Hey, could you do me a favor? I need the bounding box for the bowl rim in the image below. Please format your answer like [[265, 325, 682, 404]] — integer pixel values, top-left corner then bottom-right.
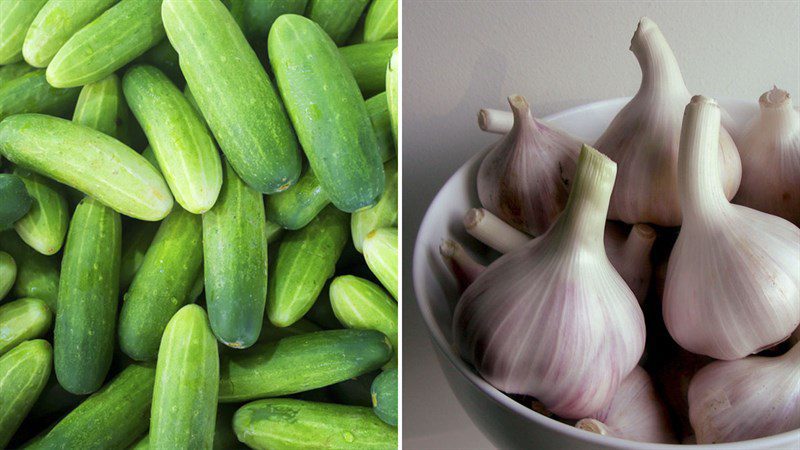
[[411, 96, 800, 449]]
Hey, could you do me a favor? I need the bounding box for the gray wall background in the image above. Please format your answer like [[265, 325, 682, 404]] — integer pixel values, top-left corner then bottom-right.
[[402, 1, 800, 448]]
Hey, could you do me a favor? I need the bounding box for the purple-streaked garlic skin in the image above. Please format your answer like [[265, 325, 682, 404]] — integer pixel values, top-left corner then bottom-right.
[[595, 18, 741, 227], [688, 343, 800, 444], [604, 223, 656, 303], [733, 87, 800, 225], [439, 239, 486, 292], [663, 96, 800, 360], [455, 145, 646, 419], [477, 95, 581, 236]]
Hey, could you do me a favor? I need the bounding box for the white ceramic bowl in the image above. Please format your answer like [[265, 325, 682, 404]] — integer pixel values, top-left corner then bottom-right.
[[412, 98, 800, 449]]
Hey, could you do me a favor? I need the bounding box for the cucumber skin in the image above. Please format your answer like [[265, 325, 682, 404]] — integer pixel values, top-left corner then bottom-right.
[[0, 0, 48, 64], [233, 398, 398, 450], [0, 339, 52, 449], [219, 329, 392, 402], [0, 61, 36, 87], [118, 208, 204, 361], [270, 14, 384, 213], [351, 159, 398, 252], [162, 0, 301, 195], [0, 251, 14, 300], [13, 168, 69, 256], [55, 197, 121, 395], [132, 39, 184, 87], [0, 297, 53, 356], [203, 160, 268, 348], [151, 305, 219, 449], [30, 363, 156, 450], [366, 92, 395, 163], [256, 318, 321, 345], [267, 205, 349, 327], [0, 173, 33, 231], [363, 0, 398, 43], [386, 48, 398, 145], [340, 39, 397, 97], [371, 368, 398, 426], [72, 74, 124, 138], [0, 114, 174, 221], [125, 403, 241, 450], [304, 0, 370, 45], [0, 230, 59, 310], [363, 228, 398, 299], [46, 0, 165, 88], [0, 69, 80, 121], [119, 221, 158, 290]]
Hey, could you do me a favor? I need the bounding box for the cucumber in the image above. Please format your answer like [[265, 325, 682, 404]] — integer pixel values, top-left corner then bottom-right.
[[386, 47, 398, 145], [28, 375, 87, 421], [123, 65, 223, 214], [0, 230, 59, 309], [46, 0, 165, 88], [362, 228, 397, 299], [265, 220, 284, 244], [363, 0, 397, 43], [304, 283, 341, 329], [119, 221, 158, 290], [0, 339, 51, 448], [257, 318, 321, 344], [371, 368, 397, 426], [267, 205, 348, 327], [55, 197, 121, 394], [118, 207, 203, 361], [340, 39, 397, 97], [236, 0, 308, 58], [30, 363, 156, 450], [162, 0, 301, 195], [0, 0, 48, 64], [133, 38, 184, 87], [0, 114, 174, 221], [0, 297, 52, 356], [351, 160, 397, 252], [13, 168, 69, 256], [0, 251, 14, 300], [219, 329, 391, 402], [0, 61, 35, 87], [129, 435, 148, 450], [72, 74, 124, 138], [304, 0, 370, 45], [151, 305, 219, 449], [126, 403, 241, 450], [0, 69, 80, 121], [22, 0, 117, 68], [233, 398, 398, 449], [329, 371, 376, 407], [366, 92, 395, 162], [270, 14, 384, 213], [0, 173, 33, 231], [203, 160, 268, 348], [345, 10, 367, 45]]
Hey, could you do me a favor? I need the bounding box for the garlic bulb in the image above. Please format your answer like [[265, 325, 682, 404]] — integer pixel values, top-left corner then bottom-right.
[[476, 95, 582, 235], [688, 342, 800, 444], [733, 87, 800, 225], [439, 239, 485, 292], [663, 95, 800, 360], [595, 18, 741, 226], [575, 366, 676, 444], [454, 144, 645, 419]]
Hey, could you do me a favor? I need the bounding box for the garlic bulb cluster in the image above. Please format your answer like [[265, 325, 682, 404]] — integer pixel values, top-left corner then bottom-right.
[[439, 239, 485, 292], [595, 18, 741, 226], [476, 95, 582, 235], [733, 87, 800, 225], [663, 95, 800, 360], [688, 343, 800, 444], [454, 145, 645, 419]]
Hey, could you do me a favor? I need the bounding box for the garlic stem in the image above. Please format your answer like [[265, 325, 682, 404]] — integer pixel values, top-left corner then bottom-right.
[[463, 208, 529, 253], [622, 224, 656, 262], [439, 239, 485, 290], [630, 17, 689, 100], [758, 87, 796, 130], [576, 418, 610, 436], [478, 108, 512, 134]]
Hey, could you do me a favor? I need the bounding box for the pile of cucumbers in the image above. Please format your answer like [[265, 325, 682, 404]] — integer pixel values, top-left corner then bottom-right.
[[0, 0, 398, 449]]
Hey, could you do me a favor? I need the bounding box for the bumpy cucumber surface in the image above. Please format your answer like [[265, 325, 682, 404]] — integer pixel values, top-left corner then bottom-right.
[[0, 173, 32, 230], [363, 0, 398, 43], [0, 230, 59, 309], [340, 39, 397, 97], [371, 368, 398, 426], [72, 74, 124, 138], [351, 160, 398, 252], [0, 0, 48, 64], [0, 297, 52, 356], [0, 339, 51, 448], [386, 47, 398, 145], [0, 61, 35, 87], [0, 251, 14, 300], [363, 227, 398, 298], [304, 0, 370, 45], [0, 69, 79, 121], [119, 221, 158, 290], [13, 168, 69, 256]]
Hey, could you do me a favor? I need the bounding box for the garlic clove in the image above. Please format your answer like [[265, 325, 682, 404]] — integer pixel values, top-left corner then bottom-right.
[[663, 95, 800, 360], [439, 239, 485, 292]]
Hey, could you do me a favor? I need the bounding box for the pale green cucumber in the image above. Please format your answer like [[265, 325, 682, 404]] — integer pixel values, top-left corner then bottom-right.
[[0, 114, 174, 221], [363, 228, 397, 299], [0, 0, 48, 64], [0, 61, 35, 87], [0, 251, 14, 300], [126, 404, 242, 450], [0, 230, 58, 310], [233, 398, 398, 450], [124, 65, 222, 213], [386, 47, 398, 145], [0, 339, 51, 448], [119, 220, 158, 290], [366, 92, 395, 162], [267, 206, 348, 327], [0, 69, 80, 121], [304, 0, 370, 45], [258, 318, 321, 344], [265, 220, 284, 244], [371, 368, 397, 426], [363, 0, 397, 43], [22, 0, 117, 68], [0, 297, 52, 356], [46, 0, 165, 88], [133, 38, 183, 87], [151, 305, 219, 449], [351, 159, 397, 252], [162, 0, 301, 194], [129, 435, 148, 450], [13, 168, 69, 255], [72, 74, 124, 138], [340, 39, 397, 97], [0, 173, 32, 230], [189, 270, 205, 303], [118, 208, 203, 361]]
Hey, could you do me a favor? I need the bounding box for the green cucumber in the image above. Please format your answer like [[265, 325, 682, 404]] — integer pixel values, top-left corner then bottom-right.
[[30, 363, 156, 450], [363, 228, 397, 299], [123, 65, 223, 214], [363, 0, 397, 43], [118, 208, 203, 361], [257, 318, 321, 344], [0, 0, 48, 64], [204, 160, 268, 348], [270, 14, 384, 213], [13, 168, 69, 256], [126, 403, 242, 450], [0, 61, 35, 87], [265, 220, 284, 244], [351, 160, 397, 252], [129, 435, 148, 450], [55, 197, 121, 394], [0, 69, 80, 121], [304, 283, 341, 329], [0, 251, 14, 300], [0, 230, 59, 310], [219, 329, 391, 402], [0, 114, 174, 221], [22, 0, 117, 68], [46, 0, 165, 88], [0, 173, 33, 230], [119, 221, 158, 290], [340, 39, 397, 97], [28, 375, 87, 421], [236, 0, 307, 58], [304, 0, 370, 45], [345, 10, 367, 45], [0, 297, 52, 356], [233, 398, 398, 449], [151, 305, 219, 449], [133, 38, 184, 87], [162, 0, 301, 194], [0, 339, 51, 448], [72, 74, 124, 138], [366, 92, 395, 162], [329, 371, 376, 407], [386, 47, 398, 145], [371, 368, 397, 426], [267, 205, 348, 327]]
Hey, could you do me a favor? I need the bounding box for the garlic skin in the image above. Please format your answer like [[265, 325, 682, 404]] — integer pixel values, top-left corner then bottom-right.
[[663, 95, 800, 360], [595, 18, 741, 226], [476, 95, 582, 235], [688, 343, 800, 444], [733, 87, 800, 225], [454, 145, 645, 419], [603, 223, 655, 303]]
